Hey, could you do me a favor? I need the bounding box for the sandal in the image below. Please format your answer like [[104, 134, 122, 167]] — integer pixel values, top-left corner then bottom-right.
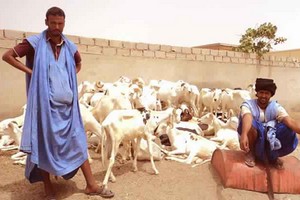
[[45, 196, 56, 200], [245, 151, 255, 167], [86, 185, 114, 199], [271, 158, 284, 170]]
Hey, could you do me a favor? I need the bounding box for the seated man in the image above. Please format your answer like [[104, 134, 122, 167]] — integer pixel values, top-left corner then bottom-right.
[[238, 78, 300, 169]]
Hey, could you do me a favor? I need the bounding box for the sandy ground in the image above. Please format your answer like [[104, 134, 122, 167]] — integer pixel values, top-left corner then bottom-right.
[[1, 146, 300, 200], [1, 112, 300, 200]]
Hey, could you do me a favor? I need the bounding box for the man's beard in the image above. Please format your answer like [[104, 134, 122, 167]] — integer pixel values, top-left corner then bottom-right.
[[49, 29, 62, 37]]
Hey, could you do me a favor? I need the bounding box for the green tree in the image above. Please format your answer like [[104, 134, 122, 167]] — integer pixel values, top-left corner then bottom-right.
[[236, 22, 287, 58]]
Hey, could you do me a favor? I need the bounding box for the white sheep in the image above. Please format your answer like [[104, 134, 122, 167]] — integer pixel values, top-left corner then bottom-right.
[[101, 108, 180, 189], [199, 113, 240, 150], [156, 123, 220, 165]]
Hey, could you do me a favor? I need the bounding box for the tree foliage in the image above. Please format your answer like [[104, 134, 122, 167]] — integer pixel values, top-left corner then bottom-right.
[[236, 22, 287, 58]]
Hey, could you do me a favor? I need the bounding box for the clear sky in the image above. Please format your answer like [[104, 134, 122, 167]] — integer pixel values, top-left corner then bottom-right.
[[0, 0, 299, 51]]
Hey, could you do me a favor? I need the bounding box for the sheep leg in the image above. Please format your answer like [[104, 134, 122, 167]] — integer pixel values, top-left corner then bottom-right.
[[102, 141, 117, 189], [166, 150, 198, 164], [191, 159, 211, 168], [146, 136, 159, 174], [11, 151, 27, 160], [132, 138, 141, 172], [166, 147, 187, 156]]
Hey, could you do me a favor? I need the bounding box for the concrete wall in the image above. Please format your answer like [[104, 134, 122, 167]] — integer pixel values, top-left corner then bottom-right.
[[1, 29, 300, 120], [267, 49, 300, 60]]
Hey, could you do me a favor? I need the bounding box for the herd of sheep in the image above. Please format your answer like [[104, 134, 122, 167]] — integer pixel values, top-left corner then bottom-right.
[[0, 76, 255, 188]]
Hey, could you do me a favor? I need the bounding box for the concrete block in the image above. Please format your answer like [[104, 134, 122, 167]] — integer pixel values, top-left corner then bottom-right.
[[205, 55, 214, 61], [227, 51, 235, 57], [4, 30, 25, 39], [109, 40, 123, 48], [201, 49, 210, 55], [263, 55, 270, 61], [210, 50, 218, 56], [196, 54, 205, 61], [285, 62, 296, 68], [67, 35, 80, 44], [166, 52, 176, 59], [80, 37, 95, 45], [186, 54, 196, 60], [143, 50, 155, 58], [77, 44, 87, 53], [161, 45, 172, 52], [0, 29, 4, 39], [260, 60, 270, 66], [182, 47, 191, 54], [123, 41, 136, 49], [87, 45, 102, 54], [95, 38, 109, 47], [103, 47, 116, 55], [149, 44, 160, 51], [214, 56, 223, 62], [0, 39, 16, 48], [250, 53, 257, 59], [192, 48, 201, 54], [136, 43, 148, 50], [218, 50, 227, 56], [155, 51, 166, 58], [223, 57, 231, 63], [171, 46, 181, 53], [252, 59, 259, 65], [231, 57, 239, 63], [16, 39, 22, 44], [25, 32, 37, 38], [234, 52, 242, 58], [238, 58, 246, 64], [117, 49, 130, 56], [246, 58, 253, 64], [131, 50, 143, 57], [176, 53, 186, 60]]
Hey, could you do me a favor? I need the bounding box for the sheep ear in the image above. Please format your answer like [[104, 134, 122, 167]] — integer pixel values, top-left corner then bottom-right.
[[172, 109, 178, 123], [172, 108, 176, 116], [168, 121, 174, 129], [161, 123, 168, 131], [8, 122, 15, 129]]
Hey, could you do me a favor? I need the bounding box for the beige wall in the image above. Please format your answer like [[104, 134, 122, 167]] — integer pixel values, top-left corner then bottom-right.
[[267, 49, 300, 60], [1, 29, 300, 120]]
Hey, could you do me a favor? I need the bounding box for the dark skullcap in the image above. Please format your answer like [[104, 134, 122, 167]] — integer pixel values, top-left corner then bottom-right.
[[255, 78, 277, 96]]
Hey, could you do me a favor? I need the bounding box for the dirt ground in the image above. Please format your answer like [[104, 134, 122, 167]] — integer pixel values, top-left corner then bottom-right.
[[1, 146, 300, 200], [1, 114, 300, 200]]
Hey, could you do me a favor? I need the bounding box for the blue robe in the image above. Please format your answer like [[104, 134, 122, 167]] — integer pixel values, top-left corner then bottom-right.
[[237, 99, 298, 162], [20, 30, 88, 183]]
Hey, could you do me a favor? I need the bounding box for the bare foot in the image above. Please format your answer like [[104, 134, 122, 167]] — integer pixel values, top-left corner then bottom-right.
[[85, 185, 114, 198], [41, 170, 55, 198], [43, 183, 55, 200], [245, 151, 255, 167], [84, 184, 99, 194], [270, 158, 284, 170]]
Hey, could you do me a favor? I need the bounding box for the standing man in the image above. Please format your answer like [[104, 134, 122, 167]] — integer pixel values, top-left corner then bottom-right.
[[2, 7, 114, 199], [238, 78, 300, 169]]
